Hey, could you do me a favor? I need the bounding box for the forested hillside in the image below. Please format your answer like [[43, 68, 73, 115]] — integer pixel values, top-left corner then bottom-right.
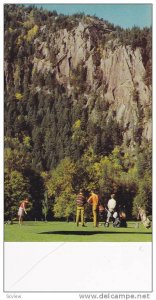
[[4, 4, 152, 221]]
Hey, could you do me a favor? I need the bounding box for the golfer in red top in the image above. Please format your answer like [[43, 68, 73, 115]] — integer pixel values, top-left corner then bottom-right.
[[18, 197, 29, 225]]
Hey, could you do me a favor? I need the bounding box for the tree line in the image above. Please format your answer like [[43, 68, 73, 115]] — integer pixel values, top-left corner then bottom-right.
[[4, 137, 152, 222]]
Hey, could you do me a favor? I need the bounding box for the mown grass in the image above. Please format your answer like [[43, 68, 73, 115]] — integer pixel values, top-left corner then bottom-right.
[[4, 221, 152, 242]]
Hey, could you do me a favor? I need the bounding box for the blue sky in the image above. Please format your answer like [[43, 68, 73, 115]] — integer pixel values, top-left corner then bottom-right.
[[30, 4, 152, 29]]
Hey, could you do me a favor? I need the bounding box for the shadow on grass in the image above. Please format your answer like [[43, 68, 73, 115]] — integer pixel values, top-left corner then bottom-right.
[[38, 231, 151, 236]]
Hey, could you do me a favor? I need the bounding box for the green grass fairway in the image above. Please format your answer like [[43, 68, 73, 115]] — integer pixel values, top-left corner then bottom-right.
[[4, 221, 152, 242]]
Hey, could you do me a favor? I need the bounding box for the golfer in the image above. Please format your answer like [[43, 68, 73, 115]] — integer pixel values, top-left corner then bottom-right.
[[76, 190, 86, 227], [87, 191, 99, 227], [105, 194, 117, 227], [18, 197, 29, 225]]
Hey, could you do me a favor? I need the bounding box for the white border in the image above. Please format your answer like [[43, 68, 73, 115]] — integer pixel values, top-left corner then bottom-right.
[[1, 1, 155, 299], [4, 243, 152, 292]]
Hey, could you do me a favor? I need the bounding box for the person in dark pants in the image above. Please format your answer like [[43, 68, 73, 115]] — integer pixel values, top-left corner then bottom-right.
[[76, 190, 86, 227]]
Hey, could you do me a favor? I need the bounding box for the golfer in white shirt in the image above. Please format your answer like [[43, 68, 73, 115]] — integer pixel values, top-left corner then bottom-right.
[[105, 194, 117, 226]]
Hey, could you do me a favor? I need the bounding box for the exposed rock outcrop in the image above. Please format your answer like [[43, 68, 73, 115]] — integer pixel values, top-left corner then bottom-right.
[[29, 21, 151, 147]]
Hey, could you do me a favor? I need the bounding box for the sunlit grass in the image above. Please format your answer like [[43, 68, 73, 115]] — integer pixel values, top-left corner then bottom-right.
[[4, 221, 152, 242]]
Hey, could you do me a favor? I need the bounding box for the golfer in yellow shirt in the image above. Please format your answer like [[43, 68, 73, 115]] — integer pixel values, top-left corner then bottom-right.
[[87, 191, 99, 227]]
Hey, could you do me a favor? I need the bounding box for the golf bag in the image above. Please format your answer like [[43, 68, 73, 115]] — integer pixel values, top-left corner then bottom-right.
[[98, 204, 105, 221], [137, 206, 151, 229], [112, 216, 121, 228], [110, 209, 127, 228]]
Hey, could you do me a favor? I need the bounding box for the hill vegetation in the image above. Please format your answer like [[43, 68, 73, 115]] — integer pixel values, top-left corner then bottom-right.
[[4, 4, 152, 222]]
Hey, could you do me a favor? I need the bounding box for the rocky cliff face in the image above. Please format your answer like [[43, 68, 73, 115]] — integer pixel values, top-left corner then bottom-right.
[[29, 20, 152, 147], [4, 6, 152, 169]]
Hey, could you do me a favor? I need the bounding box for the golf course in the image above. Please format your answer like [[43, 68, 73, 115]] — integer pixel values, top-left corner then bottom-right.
[[4, 221, 152, 242]]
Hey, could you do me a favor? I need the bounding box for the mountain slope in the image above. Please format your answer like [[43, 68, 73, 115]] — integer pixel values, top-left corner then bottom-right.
[[4, 4, 152, 171]]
